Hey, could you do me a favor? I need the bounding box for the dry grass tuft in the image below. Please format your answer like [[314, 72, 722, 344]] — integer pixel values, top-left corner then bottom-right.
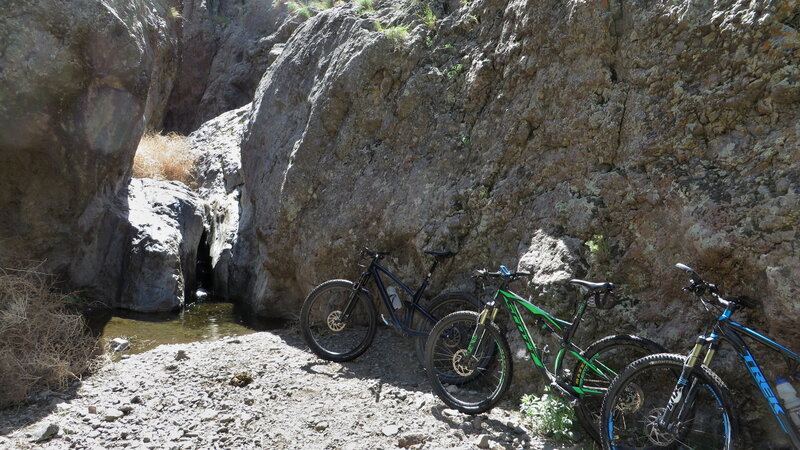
[[0, 266, 100, 409], [133, 132, 196, 187]]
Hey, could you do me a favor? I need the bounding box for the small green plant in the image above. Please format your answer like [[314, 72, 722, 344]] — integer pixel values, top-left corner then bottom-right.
[[310, 0, 335, 10], [286, 1, 313, 17], [446, 63, 464, 79], [424, 35, 433, 48], [444, 42, 454, 50], [168, 7, 182, 19], [460, 135, 471, 147], [520, 393, 576, 442], [214, 15, 231, 25], [478, 186, 489, 199], [380, 24, 410, 42], [356, 0, 374, 13], [420, 6, 437, 29], [466, 13, 479, 24], [585, 234, 608, 256]]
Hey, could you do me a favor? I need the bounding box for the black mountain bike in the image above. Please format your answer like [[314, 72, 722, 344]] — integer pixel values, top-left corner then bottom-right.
[[300, 248, 482, 362], [600, 263, 800, 449], [424, 266, 665, 443]]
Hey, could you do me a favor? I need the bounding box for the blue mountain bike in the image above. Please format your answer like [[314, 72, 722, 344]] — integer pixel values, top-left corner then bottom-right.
[[600, 263, 800, 449]]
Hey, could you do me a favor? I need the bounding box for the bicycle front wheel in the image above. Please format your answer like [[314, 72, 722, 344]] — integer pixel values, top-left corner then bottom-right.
[[300, 280, 377, 362], [572, 334, 666, 443], [412, 291, 483, 363], [425, 311, 512, 414], [600, 353, 740, 450]]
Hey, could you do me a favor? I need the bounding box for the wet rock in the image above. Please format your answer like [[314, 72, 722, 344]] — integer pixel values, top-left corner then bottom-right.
[[109, 338, 130, 352]]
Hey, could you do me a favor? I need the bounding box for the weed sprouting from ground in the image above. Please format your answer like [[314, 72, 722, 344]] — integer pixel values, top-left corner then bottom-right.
[[520, 393, 576, 442], [133, 132, 196, 187], [0, 266, 101, 409]]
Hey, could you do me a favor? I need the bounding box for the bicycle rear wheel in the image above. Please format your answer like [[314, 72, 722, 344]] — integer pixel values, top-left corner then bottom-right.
[[572, 334, 666, 443], [300, 280, 377, 362], [600, 353, 739, 449], [425, 311, 512, 414]]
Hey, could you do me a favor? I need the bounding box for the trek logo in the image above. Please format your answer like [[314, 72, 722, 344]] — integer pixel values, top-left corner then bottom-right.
[[743, 352, 785, 417]]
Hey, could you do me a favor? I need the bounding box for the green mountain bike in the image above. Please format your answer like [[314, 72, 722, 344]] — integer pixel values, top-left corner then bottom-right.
[[424, 265, 666, 443]]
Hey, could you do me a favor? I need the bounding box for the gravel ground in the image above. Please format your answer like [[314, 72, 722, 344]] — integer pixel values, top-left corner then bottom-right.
[[0, 326, 580, 449]]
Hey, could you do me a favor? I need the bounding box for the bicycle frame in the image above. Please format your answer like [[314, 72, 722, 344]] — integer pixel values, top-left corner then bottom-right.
[[475, 287, 621, 399], [665, 306, 800, 447], [345, 258, 440, 338]]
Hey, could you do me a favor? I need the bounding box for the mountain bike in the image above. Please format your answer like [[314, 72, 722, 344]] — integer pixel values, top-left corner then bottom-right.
[[424, 265, 665, 443], [599, 263, 800, 449], [300, 248, 482, 362]]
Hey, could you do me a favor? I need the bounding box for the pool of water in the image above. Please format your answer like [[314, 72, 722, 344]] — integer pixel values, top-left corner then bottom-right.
[[88, 301, 286, 356]]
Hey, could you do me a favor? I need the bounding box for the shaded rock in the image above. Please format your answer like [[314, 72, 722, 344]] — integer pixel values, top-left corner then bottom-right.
[[75, 178, 205, 312], [398, 433, 426, 448], [175, 350, 189, 361], [30, 422, 59, 442], [0, 0, 178, 279], [163, 0, 297, 133]]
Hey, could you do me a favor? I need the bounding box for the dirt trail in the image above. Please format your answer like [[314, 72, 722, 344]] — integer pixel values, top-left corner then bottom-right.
[[0, 327, 574, 449]]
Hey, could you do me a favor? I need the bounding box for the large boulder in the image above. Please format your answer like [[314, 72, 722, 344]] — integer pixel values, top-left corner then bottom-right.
[[191, 106, 254, 301], [243, 0, 799, 329], [0, 0, 178, 275], [73, 179, 205, 312], [162, 0, 296, 133], [239, 0, 798, 438]]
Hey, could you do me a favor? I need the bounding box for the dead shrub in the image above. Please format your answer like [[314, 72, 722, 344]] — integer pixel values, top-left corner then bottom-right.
[[132, 132, 196, 187], [0, 266, 101, 409]]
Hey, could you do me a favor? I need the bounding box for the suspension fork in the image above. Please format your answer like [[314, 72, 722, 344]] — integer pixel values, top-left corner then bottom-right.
[[340, 268, 373, 322], [658, 335, 717, 430], [464, 302, 499, 359]]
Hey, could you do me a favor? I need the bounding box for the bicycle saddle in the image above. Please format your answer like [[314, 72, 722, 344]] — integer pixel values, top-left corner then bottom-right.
[[569, 279, 615, 291], [424, 250, 454, 260]]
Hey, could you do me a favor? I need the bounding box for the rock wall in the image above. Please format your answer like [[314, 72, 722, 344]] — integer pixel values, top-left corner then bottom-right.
[[0, 0, 179, 275], [162, 0, 296, 133], [239, 0, 798, 439]]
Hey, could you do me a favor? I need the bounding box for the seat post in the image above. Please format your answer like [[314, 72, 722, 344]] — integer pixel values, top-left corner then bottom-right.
[[426, 259, 440, 280]]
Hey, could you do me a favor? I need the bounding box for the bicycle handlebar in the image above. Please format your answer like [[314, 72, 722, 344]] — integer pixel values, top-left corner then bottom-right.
[[472, 268, 532, 280], [675, 263, 758, 310]]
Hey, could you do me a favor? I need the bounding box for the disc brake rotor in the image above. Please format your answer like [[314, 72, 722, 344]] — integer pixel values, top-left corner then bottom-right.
[[327, 311, 346, 332], [615, 382, 645, 414], [452, 349, 475, 376], [644, 407, 677, 446]]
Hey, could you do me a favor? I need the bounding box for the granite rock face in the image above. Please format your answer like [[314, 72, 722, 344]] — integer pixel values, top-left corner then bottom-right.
[[191, 106, 254, 301], [73, 179, 205, 312], [241, 0, 799, 408], [162, 0, 296, 133], [0, 0, 178, 274]]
